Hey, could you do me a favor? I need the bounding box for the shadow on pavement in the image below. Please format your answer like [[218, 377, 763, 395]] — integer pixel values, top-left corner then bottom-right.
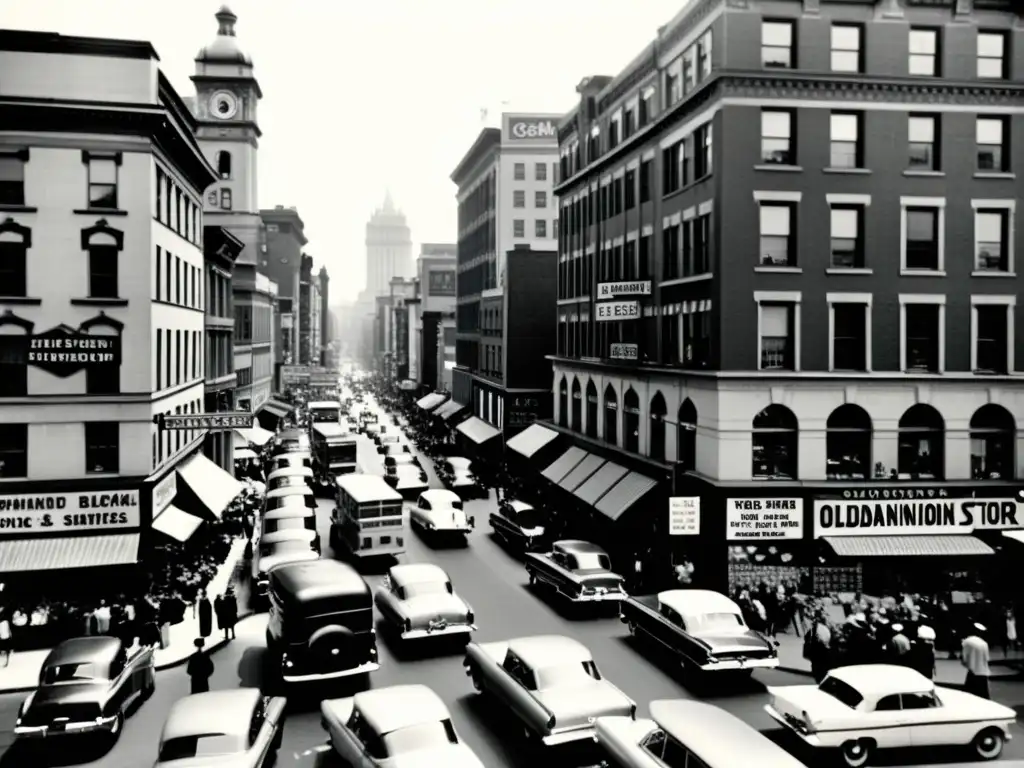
[[522, 581, 622, 623], [345, 554, 397, 577], [486, 531, 528, 561], [0, 735, 113, 767]]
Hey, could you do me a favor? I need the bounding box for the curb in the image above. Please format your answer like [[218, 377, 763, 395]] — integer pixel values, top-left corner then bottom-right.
[[777, 665, 814, 678]]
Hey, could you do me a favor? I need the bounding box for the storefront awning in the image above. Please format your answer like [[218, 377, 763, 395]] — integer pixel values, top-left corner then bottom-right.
[[417, 392, 447, 411], [507, 423, 559, 459], [235, 425, 274, 447], [574, 461, 629, 505], [595, 471, 659, 522], [559, 453, 605, 492], [152, 505, 204, 543], [822, 535, 994, 558], [0, 533, 140, 573], [542, 446, 587, 483], [435, 400, 467, 422], [261, 399, 292, 418], [234, 447, 257, 461], [177, 452, 245, 520], [455, 416, 500, 445]]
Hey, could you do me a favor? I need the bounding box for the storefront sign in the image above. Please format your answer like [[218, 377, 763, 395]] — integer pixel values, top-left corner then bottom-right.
[[609, 343, 638, 361], [280, 365, 309, 384], [726, 498, 804, 540], [506, 116, 557, 141], [309, 374, 336, 386], [161, 412, 253, 430], [2, 326, 123, 378], [597, 281, 651, 299], [826, 487, 950, 501], [0, 490, 140, 534], [151, 473, 177, 517], [595, 301, 639, 322], [669, 497, 700, 535], [814, 498, 1023, 537], [428, 270, 455, 296]]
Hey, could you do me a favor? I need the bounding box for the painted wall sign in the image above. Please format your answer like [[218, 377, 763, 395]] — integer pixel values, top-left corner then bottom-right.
[[0, 490, 140, 535], [610, 343, 638, 360], [506, 116, 557, 141], [597, 281, 652, 299], [726, 498, 804, 540], [813, 498, 1023, 537], [669, 497, 700, 535], [161, 412, 253, 430], [428, 270, 456, 296], [1, 326, 122, 378], [595, 301, 640, 321], [151, 473, 177, 517]]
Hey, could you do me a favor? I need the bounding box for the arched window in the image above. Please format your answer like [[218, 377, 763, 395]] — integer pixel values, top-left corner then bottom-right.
[[585, 380, 598, 438], [649, 392, 667, 461], [898, 404, 944, 479], [0, 217, 31, 298], [557, 377, 567, 427], [752, 405, 798, 480], [624, 388, 640, 453], [80, 219, 124, 300], [216, 150, 232, 179], [79, 313, 123, 395], [0, 310, 32, 398], [570, 378, 582, 432], [678, 399, 697, 471], [826, 404, 872, 480], [604, 385, 618, 445], [970, 404, 1015, 480]]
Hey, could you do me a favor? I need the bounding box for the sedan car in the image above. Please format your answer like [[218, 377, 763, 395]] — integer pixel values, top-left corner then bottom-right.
[[266, 453, 312, 474], [376, 433, 402, 453], [374, 563, 476, 642], [253, 540, 320, 597], [364, 423, 384, 439], [384, 464, 429, 498], [411, 489, 475, 541], [384, 453, 420, 470], [264, 485, 317, 509], [258, 527, 319, 555], [154, 688, 286, 767], [766, 664, 1017, 766], [266, 466, 313, 485], [438, 457, 484, 499], [383, 442, 412, 458], [321, 684, 485, 767], [267, 474, 310, 493], [490, 499, 546, 551], [14, 636, 154, 743], [525, 540, 626, 603]]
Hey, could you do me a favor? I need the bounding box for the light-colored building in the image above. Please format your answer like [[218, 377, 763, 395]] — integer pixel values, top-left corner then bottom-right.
[[260, 206, 307, 373], [437, 317, 457, 392], [233, 270, 276, 416], [413, 244, 456, 392], [365, 192, 413, 297]]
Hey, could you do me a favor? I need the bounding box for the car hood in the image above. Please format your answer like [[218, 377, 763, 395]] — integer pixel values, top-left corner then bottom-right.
[[402, 593, 469, 624], [25, 682, 106, 708], [692, 629, 774, 653], [396, 476, 428, 488], [380, 744, 485, 768], [533, 680, 633, 728], [935, 686, 1017, 719]]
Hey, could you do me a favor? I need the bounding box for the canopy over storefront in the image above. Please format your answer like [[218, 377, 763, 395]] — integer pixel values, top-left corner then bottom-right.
[[435, 399, 468, 423], [594, 471, 659, 522], [235, 425, 274, 447], [151, 505, 205, 544], [822, 535, 994, 558], [0, 533, 140, 573], [574, 461, 628, 506], [542, 447, 587, 484], [257, 398, 293, 430], [455, 416, 500, 445], [176, 452, 245, 520], [416, 392, 448, 411], [507, 424, 559, 459], [558, 453, 605, 493]]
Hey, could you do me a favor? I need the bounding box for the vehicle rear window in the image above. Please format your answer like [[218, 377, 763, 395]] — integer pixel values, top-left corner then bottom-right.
[[41, 662, 99, 683], [158, 734, 238, 760], [573, 553, 611, 570], [819, 676, 864, 708], [684, 612, 744, 632]]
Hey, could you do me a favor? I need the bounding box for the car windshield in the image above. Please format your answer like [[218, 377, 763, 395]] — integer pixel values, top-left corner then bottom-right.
[[401, 581, 452, 599], [818, 676, 865, 708], [515, 509, 543, 528], [158, 733, 240, 760], [573, 553, 611, 570], [382, 720, 457, 755], [532, 661, 598, 690], [41, 662, 99, 684], [684, 611, 744, 632]]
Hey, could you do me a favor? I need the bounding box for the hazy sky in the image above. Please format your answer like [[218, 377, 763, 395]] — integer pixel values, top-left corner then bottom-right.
[[1, 0, 687, 299]]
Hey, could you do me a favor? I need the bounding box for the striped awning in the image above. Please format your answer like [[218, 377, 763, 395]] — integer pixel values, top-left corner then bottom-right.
[[574, 461, 629, 505], [559, 454, 606, 492], [823, 536, 994, 558], [542, 447, 587, 484], [659, 300, 714, 316], [507, 424, 559, 459], [152, 505, 204, 543], [435, 400, 467, 421], [417, 392, 447, 411], [595, 471, 659, 522], [0, 534, 140, 573]]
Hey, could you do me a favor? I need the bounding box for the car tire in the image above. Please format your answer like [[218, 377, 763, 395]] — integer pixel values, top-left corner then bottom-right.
[[141, 672, 156, 701], [972, 728, 1004, 760], [839, 738, 872, 768]]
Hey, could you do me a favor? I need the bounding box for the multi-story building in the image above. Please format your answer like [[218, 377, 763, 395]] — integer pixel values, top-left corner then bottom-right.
[[318, 266, 331, 367], [451, 115, 560, 440], [0, 30, 241, 579], [364, 193, 413, 297], [414, 244, 457, 393], [389, 278, 417, 381], [234, 269, 278, 423], [260, 206, 307, 374], [297, 253, 324, 367], [536, 0, 1024, 592]]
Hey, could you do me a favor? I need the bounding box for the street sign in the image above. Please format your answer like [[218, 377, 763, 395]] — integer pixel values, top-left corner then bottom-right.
[[609, 343, 638, 360], [597, 280, 651, 299], [595, 301, 639, 321], [160, 412, 253, 431]]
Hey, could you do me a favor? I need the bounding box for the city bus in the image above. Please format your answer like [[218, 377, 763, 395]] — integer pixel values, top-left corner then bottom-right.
[[307, 400, 341, 423], [330, 474, 405, 559]]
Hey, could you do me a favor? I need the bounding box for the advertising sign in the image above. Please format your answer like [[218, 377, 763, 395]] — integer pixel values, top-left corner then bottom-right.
[[597, 281, 652, 299], [0, 490, 140, 535], [152, 473, 177, 517], [505, 116, 558, 142], [161, 412, 253, 431], [610, 343, 638, 361], [0, 325, 122, 378], [428, 270, 456, 296], [726, 498, 804, 540], [280, 365, 309, 385], [813, 498, 1022, 537], [596, 301, 640, 322], [669, 497, 700, 535]]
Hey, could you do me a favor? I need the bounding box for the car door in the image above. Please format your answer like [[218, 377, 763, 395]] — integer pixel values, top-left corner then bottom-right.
[[247, 697, 274, 765], [127, 644, 154, 699], [868, 694, 913, 749], [107, 647, 132, 711], [902, 691, 948, 748]]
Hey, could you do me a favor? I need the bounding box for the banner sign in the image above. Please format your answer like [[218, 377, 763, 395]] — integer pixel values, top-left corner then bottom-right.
[[814, 498, 1022, 537], [595, 301, 639, 322], [151, 473, 177, 517], [161, 412, 253, 431], [823, 486, 951, 501], [428, 270, 456, 296], [505, 116, 557, 142], [669, 497, 700, 535], [0, 490, 140, 535], [610, 343, 638, 361], [0, 326, 122, 378], [597, 281, 651, 299], [280, 366, 309, 384], [726, 498, 804, 540]]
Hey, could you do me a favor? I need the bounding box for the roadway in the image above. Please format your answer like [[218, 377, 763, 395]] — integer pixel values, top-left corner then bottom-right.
[[1, 405, 1023, 767]]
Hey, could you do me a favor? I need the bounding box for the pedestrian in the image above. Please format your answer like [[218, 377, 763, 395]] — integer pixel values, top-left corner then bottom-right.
[[673, 557, 694, 587], [186, 638, 214, 694], [912, 625, 937, 680], [961, 623, 991, 699], [214, 594, 225, 638], [888, 623, 912, 663], [197, 590, 213, 639], [632, 551, 644, 594], [0, 607, 12, 669], [222, 587, 238, 640], [1004, 607, 1018, 653], [92, 600, 111, 635]]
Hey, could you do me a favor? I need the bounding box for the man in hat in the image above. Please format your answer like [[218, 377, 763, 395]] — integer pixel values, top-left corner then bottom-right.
[[912, 624, 937, 680], [888, 623, 912, 663], [961, 623, 991, 699]]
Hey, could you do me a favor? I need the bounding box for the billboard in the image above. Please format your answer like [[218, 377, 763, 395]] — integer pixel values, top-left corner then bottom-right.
[[428, 270, 455, 296], [503, 115, 559, 144]]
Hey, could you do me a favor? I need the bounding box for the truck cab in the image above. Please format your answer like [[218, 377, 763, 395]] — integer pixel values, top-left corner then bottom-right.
[[310, 422, 358, 495]]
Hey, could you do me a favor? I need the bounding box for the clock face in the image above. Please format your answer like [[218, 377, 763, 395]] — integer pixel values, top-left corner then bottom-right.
[[210, 91, 238, 120]]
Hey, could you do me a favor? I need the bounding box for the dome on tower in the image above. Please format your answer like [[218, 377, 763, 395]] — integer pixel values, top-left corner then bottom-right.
[[195, 6, 252, 65]]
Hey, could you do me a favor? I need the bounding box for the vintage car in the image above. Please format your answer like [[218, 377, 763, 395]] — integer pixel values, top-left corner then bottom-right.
[[619, 589, 779, 674], [376, 433, 401, 453], [264, 486, 317, 510], [14, 636, 155, 742], [384, 464, 429, 498], [154, 688, 286, 767], [374, 563, 476, 642], [765, 664, 1017, 766], [410, 489, 475, 541], [383, 442, 412, 458], [490, 499, 546, 552], [321, 684, 485, 767], [253, 539, 320, 597], [384, 453, 420, 470], [464, 634, 635, 746], [364, 422, 384, 439], [266, 465, 314, 486], [257, 527, 320, 555], [438, 457, 484, 499], [266, 453, 312, 474], [270, 429, 308, 456], [524, 540, 626, 603], [594, 698, 804, 768], [260, 504, 317, 538], [267, 473, 311, 493]]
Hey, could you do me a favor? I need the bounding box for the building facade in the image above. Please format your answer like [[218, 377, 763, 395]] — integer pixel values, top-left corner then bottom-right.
[[318, 266, 331, 367], [389, 278, 417, 381], [415, 243, 457, 392], [364, 193, 413, 297], [232, 269, 276, 414], [260, 206, 307, 369], [542, 0, 1024, 593]]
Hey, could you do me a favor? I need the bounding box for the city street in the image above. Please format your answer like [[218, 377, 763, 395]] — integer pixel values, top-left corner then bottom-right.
[[0, 411, 1022, 767]]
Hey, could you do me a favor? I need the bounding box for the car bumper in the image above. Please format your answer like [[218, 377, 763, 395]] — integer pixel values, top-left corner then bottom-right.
[[15, 715, 119, 739], [426, 525, 473, 534], [701, 656, 779, 671], [282, 659, 380, 683], [401, 622, 476, 640], [571, 592, 626, 603], [542, 724, 598, 746], [763, 705, 824, 747]]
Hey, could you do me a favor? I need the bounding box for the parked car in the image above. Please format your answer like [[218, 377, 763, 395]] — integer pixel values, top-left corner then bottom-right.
[[374, 563, 476, 642], [766, 664, 1017, 766], [411, 489, 475, 542], [270, 429, 308, 456], [264, 487, 317, 510], [383, 442, 412, 458], [267, 474, 310, 493], [464, 634, 635, 746], [619, 589, 778, 675], [364, 423, 384, 439], [266, 453, 312, 474], [154, 688, 285, 767], [490, 499, 546, 552], [524, 540, 626, 603], [257, 527, 319, 554], [384, 453, 420, 469], [438, 457, 484, 499], [375, 433, 401, 452], [14, 637, 155, 743], [321, 684, 485, 767], [260, 505, 317, 538], [266, 466, 314, 486], [383, 464, 429, 498]]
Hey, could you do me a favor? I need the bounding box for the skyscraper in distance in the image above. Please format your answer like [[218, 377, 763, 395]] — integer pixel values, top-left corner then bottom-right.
[[364, 191, 413, 297]]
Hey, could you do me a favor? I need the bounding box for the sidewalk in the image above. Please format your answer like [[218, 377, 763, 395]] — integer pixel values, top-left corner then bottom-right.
[[0, 538, 249, 695]]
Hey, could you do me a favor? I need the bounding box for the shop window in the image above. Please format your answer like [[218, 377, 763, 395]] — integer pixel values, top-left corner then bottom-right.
[[826, 404, 872, 480], [570, 378, 582, 432], [85, 421, 119, 474], [752, 405, 797, 480], [678, 399, 697, 471], [649, 391, 666, 461], [604, 385, 618, 445], [585, 380, 598, 438], [897, 404, 944, 480], [0, 312, 31, 397], [0, 423, 27, 478], [557, 377, 567, 427], [624, 388, 640, 453], [970, 404, 1015, 480]]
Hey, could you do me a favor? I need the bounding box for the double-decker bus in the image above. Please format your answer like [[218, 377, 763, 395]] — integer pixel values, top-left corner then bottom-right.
[[330, 474, 405, 558]]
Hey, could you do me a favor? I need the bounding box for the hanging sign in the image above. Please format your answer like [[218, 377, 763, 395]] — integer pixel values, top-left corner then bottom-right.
[[597, 281, 651, 299], [610, 343, 638, 361], [726, 498, 804, 540], [669, 497, 700, 535], [813, 498, 1022, 537], [595, 301, 639, 321], [0, 490, 140, 535], [160, 412, 253, 431]]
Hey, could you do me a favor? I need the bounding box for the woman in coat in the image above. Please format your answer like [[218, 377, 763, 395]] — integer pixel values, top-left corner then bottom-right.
[[221, 588, 238, 640], [186, 638, 214, 694], [197, 590, 213, 639]]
